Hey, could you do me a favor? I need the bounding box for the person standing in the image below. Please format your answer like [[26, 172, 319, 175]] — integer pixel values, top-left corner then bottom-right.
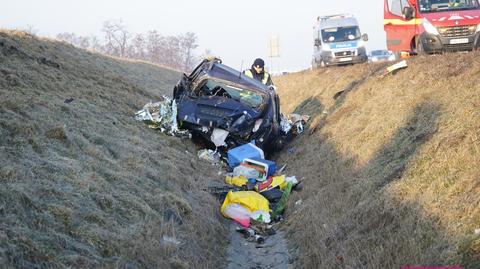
[[243, 58, 274, 86]]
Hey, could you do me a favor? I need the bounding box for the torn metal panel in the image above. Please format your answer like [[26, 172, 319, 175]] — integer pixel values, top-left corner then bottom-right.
[[135, 96, 191, 138]]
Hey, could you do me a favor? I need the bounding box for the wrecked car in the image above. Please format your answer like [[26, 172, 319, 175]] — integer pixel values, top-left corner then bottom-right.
[[173, 58, 284, 151]]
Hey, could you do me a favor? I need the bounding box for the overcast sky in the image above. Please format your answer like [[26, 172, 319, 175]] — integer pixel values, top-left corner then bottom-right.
[[2, 0, 386, 71]]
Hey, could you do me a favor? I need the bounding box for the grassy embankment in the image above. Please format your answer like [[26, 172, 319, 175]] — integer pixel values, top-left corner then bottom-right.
[[276, 54, 480, 268], [0, 30, 228, 269]]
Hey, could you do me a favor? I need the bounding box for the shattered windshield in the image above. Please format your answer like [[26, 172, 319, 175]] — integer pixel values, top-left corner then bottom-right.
[[418, 0, 480, 13], [321, 26, 361, 43], [197, 79, 265, 108]]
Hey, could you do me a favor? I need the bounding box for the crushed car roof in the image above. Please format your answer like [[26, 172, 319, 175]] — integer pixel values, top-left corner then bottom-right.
[[195, 60, 270, 93]]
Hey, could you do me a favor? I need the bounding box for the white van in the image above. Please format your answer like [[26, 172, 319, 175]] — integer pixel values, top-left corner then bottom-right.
[[312, 14, 369, 68]]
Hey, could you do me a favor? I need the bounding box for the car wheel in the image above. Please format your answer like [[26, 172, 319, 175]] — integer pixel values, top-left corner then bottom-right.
[[416, 38, 425, 55]]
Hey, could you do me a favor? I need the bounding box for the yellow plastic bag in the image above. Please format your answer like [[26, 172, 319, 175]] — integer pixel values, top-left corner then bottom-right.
[[221, 191, 270, 217]]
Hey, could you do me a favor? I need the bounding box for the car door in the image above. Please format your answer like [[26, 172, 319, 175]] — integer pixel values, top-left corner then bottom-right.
[[384, 0, 418, 52]]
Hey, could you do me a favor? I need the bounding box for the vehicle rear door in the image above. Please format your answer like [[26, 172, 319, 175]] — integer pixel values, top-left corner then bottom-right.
[[384, 0, 418, 52]]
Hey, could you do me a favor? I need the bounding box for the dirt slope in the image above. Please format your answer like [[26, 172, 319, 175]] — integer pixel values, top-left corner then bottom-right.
[[275, 54, 480, 268], [0, 30, 227, 269]]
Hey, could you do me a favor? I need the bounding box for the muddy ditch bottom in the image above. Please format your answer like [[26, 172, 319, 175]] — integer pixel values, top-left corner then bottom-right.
[[226, 223, 290, 269]]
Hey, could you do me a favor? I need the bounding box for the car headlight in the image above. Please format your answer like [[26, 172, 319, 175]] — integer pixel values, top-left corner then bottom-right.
[[423, 19, 439, 35]]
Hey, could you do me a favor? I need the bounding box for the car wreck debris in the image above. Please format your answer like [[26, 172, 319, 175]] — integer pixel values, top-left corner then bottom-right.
[[135, 96, 191, 138], [382, 60, 408, 77], [197, 149, 222, 164], [280, 113, 310, 135]]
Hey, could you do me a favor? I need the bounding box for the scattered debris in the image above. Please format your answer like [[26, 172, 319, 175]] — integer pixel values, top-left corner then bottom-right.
[[197, 149, 221, 164], [227, 142, 265, 168], [134, 58, 307, 255], [221, 191, 271, 227], [233, 163, 267, 182], [475, 228, 480, 235], [382, 60, 408, 77], [135, 96, 191, 138], [225, 175, 248, 187], [63, 98, 74, 104], [220, 144, 301, 245], [211, 128, 229, 147], [295, 199, 303, 206], [280, 113, 310, 135], [161, 235, 183, 247], [277, 164, 287, 174]]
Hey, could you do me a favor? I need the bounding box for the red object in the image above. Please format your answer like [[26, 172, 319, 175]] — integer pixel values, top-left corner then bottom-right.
[[233, 217, 250, 228], [384, 0, 480, 53], [256, 177, 273, 191]]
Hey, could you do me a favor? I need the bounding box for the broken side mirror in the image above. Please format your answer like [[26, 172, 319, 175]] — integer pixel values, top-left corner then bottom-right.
[[403, 6, 414, 20], [314, 39, 321, 47], [362, 34, 369, 42]]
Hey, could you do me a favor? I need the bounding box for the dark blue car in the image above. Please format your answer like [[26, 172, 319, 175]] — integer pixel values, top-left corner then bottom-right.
[[173, 58, 284, 151]]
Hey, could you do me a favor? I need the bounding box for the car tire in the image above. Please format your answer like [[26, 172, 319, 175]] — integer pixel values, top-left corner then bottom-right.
[[416, 38, 425, 55]]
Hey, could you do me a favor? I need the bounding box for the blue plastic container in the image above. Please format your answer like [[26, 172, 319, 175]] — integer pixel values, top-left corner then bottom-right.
[[244, 158, 277, 177], [227, 142, 265, 168]]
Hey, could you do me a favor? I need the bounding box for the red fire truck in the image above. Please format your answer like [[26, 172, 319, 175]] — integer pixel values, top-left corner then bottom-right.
[[384, 0, 480, 54]]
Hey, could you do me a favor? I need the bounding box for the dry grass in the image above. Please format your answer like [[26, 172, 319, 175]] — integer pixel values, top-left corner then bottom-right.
[[0, 30, 228, 268], [276, 54, 480, 268]]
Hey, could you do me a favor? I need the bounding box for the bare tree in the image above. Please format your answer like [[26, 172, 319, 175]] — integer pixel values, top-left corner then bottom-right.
[[163, 35, 182, 69], [55, 20, 209, 71], [89, 35, 102, 52], [128, 33, 147, 60], [146, 30, 163, 63], [180, 32, 198, 71], [57, 32, 90, 49], [24, 24, 38, 36], [102, 20, 130, 57]]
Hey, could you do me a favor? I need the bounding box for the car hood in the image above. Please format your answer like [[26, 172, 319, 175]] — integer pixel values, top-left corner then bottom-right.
[[422, 9, 480, 27], [178, 96, 263, 129]]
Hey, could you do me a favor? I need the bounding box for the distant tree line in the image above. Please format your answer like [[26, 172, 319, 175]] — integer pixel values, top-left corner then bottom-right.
[[56, 20, 208, 72]]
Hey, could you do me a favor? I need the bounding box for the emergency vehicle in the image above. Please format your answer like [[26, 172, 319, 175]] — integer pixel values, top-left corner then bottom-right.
[[384, 0, 480, 54], [312, 14, 369, 68]]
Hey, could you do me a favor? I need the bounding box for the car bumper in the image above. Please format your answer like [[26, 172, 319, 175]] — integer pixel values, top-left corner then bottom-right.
[[419, 32, 480, 53], [322, 52, 367, 66]]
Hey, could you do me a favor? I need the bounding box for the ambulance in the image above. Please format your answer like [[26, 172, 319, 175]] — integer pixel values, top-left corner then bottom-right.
[[384, 0, 480, 53]]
